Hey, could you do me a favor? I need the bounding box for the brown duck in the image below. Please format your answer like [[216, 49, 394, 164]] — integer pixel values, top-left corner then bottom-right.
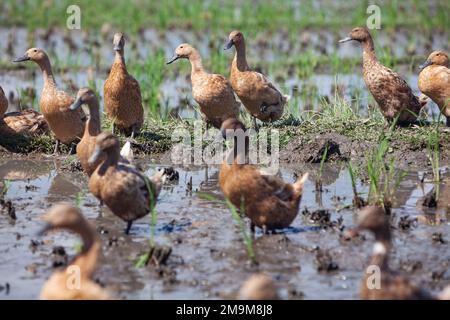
[[39, 203, 110, 300], [69, 88, 131, 176], [225, 30, 288, 128], [167, 44, 240, 129], [237, 274, 279, 300], [347, 206, 434, 300], [339, 27, 425, 125], [418, 51, 450, 125], [88, 132, 166, 234], [0, 85, 48, 136], [13, 48, 86, 152], [218, 118, 308, 231], [103, 33, 143, 137]]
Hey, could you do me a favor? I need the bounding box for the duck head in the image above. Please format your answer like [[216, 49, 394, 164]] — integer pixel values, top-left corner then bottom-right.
[[70, 87, 98, 111], [220, 118, 247, 139], [339, 27, 372, 43], [237, 274, 279, 300], [224, 30, 244, 50], [13, 48, 49, 64], [346, 206, 391, 242], [420, 51, 449, 71], [166, 43, 195, 64], [88, 132, 120, 166], [38, 203, 86, 235], [113, 32, 125, 52]]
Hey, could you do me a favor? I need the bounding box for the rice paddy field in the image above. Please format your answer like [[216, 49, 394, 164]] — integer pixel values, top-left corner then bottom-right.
[[0, 0, 450, 302]]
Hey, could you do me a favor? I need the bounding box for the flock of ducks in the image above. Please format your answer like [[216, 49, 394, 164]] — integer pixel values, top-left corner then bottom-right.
[[0, 26, 449, 300]]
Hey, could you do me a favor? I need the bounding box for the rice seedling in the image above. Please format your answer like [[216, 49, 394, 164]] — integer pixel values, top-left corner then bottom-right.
[[197, 192, 256, 263], [365, 119, 406, 213], [315, 145, 328, 192], [347, 162, 366, 208]]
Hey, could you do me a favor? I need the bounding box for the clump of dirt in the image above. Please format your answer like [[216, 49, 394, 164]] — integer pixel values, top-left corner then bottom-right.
[[314, 248, 339, 273], [60, 158, 83, 173], [281, 133, 352, 163], [0, 199, 16, 220], [397, 215, 418, 231], [51, 246, 68, 267], [301, 208, 343, 230], [432, 233, 446, 244], [161, 167, 179, 181]]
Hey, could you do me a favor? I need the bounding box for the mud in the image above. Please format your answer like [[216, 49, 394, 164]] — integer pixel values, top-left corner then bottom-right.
[[1, 157, 450, 299]]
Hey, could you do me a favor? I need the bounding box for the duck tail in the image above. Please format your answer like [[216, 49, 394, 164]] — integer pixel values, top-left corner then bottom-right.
[[292, 173, 308, 196], [120, 140, 134, 164]]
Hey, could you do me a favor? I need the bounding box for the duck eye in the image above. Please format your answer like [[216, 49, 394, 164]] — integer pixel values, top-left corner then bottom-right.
[[33, 49, 37, 52]]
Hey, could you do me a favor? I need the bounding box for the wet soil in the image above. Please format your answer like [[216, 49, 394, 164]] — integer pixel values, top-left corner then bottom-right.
[[1, 157, 450, 300]]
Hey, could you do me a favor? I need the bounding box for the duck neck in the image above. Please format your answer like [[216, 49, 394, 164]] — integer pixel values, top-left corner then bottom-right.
[[38, 57, 56, 89], [226, 135, 249, 165], [369, 230, 391, 270], [86, 100, 101, 136], [71, 221, 100, 278], [113, 50, 128, 74], [361, 37, 377, 64], [189, 50, 205, 76], [233, 41, 250, 71], [97, 147, 120, 175]]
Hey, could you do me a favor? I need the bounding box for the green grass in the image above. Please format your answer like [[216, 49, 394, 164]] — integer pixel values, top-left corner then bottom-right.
[[1, 0, 447, 33]]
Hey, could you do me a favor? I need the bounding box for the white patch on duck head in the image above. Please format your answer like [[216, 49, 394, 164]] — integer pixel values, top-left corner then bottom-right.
[[373, 241, 387, 255]]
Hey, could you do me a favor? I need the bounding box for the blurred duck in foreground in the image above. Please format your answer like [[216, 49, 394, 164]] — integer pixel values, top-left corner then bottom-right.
[[218, 118, 308, 231], [418, 51, 450, 125], [39, 203, 110, 300], [104, 33, 143, 137], [346, 206, 434, 300], [237, 274, 279, 300], [225, 30, 288, 130], [13, 48, 86, 153], [88, 132, 166, 234], [0, 85, 48, 136], [167, 43, 240, 129], [69, 88, 132, 176], [339, 27, 426, 126]]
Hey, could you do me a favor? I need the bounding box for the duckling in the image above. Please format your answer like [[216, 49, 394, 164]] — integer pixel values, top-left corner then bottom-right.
[[237, 274, 279, 300], [13, 48, 86, 152], [0, 85, 48, 136], [225, 31, 288, 129], [38, 203, 110, 300], [103, 33, 143, 137], [218, 118, 308, 231], [167, 44, 240, 129], [339, 27, 425, 125], [88, 132, 166, 234], [70, 88, 133, 176], [418, 51, 450, 125], [347, 206, 434, 300]]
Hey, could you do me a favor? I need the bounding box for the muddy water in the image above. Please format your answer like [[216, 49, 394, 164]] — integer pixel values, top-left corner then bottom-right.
[[1, 27, 447, 117], [1, 158, 449, 300]]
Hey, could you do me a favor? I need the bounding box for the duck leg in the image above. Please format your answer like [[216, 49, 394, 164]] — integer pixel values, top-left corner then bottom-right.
[[125, 221, 133, 234], [446, 117, 450, 127], [253, 116, 259, 132], [52, 140, 60, 155], [112, 123, 116, 135]]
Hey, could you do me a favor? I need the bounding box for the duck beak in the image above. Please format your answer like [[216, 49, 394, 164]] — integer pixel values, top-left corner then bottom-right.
[[36, 222, 52, 236], [166, 54, 180, 65], [13, 53, 30, 62], [88, 147, 102, 165], [419, 59, 432, 71], [338, 36, 353, 43], [224, 40, 234, 50], [69, 98, 84, 111]]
